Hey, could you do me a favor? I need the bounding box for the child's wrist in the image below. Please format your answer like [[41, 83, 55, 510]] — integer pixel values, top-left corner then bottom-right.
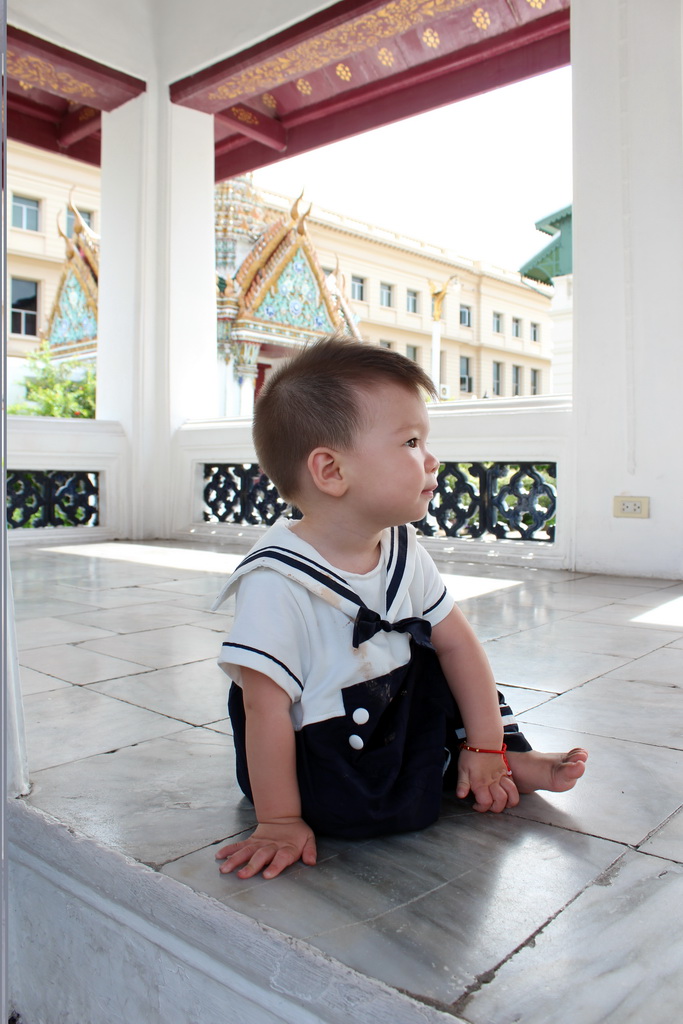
[[460, 741, 512, 776]]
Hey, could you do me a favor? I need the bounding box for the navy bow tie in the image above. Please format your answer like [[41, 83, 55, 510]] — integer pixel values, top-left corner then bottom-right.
[[352, 606, 434, 649]]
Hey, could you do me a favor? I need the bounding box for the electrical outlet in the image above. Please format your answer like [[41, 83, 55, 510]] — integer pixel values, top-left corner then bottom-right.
[[613, 496, 650, 518]]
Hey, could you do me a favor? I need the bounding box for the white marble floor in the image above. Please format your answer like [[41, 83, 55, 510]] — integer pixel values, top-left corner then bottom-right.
[[10, 538, 683, 1023]]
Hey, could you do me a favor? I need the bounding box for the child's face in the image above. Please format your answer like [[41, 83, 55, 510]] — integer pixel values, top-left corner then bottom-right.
[[342, 381, 440, 529]]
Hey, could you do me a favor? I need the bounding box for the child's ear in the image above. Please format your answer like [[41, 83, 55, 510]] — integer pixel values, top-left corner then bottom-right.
[[307, 447, 348, 496]]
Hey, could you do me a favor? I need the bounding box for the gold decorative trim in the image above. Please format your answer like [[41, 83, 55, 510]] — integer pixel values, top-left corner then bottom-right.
[[7, 50, 97, 99], [336, 63, 352, 81], [296, 78, 313, 95], [262, 92, 278, 110], [207, 0, 475, 102], [377, 47, 395, 67], [526, 0, 547, 8], [422, 28, 440, 47], [472, 8, 491, 30], [230, 105, 260, 124]]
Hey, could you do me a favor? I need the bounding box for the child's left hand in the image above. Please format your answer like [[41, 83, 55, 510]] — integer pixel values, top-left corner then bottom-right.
[[456, 749, 520, 813]]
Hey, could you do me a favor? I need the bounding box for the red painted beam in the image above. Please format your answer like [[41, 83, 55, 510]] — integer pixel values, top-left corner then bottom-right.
[[6, 25, 145, 111], [216, 105, 287, 151], [171, 0, 380, 107], [58, 106, 103, 149], [215, 23, 569, 181]]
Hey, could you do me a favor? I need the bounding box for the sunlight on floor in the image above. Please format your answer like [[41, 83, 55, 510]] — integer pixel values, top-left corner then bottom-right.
[[42, 543, 243, 575], [441, 572, 521, 601], [633, 596, 683, 628], [40, 543, 523, 600]]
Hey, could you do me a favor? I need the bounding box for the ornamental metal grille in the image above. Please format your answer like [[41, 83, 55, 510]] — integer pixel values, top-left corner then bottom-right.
[[6, 470, 99, 529], [413, 462, 556, 542], [203, 462, 556, 541], [203, 464, 293, 526]]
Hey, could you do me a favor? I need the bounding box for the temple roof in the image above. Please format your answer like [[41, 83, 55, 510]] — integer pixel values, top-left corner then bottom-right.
[[216, 178, 361, 352], [520, 205, 573, 285], [46, 201, 99, 357]]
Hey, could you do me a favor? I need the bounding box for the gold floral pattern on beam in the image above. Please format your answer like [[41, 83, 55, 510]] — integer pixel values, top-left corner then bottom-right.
[[7, 50, 97, 99], [472, 7, 491, 30], [296, 78, 313, 95], [230, 106, 260, 124], [336, 63, 352, 81], [262, 93, 278, 110], [377, 47, 395, 67], [207, 0, 474, 102], [422, 28, 440, 47]]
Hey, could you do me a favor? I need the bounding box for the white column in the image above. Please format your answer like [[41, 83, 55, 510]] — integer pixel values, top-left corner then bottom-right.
[[571, 0, 683, 577], [97, 86, 216, 539], [430, 319, 442, 394]]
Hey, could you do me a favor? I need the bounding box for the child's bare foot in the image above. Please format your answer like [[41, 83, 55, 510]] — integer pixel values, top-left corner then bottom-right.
[[507, 748, 588, 795]]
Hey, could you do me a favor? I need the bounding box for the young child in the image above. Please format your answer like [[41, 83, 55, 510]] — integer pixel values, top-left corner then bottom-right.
[[213, 335, 587, 880]]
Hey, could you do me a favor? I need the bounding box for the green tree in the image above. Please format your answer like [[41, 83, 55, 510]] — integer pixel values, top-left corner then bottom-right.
[[8, 343, 96, 418]]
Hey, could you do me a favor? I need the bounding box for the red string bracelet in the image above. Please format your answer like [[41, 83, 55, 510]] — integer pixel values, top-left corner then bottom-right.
[[461, 742, 512, 776]]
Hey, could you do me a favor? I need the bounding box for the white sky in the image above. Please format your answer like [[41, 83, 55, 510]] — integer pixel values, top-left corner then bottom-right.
[[253, 66, 572, 272]]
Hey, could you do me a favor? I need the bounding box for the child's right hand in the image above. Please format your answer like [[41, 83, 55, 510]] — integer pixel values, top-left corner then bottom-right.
[[216, 817, 317, 880]]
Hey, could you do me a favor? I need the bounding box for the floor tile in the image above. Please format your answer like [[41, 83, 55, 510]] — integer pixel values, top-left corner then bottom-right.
[[173, 813, 620, 1006], [519, 675, 683, 749], [639, 806, 683, 863], [27, 728, 253, 866], [597, 645, 683, 684], [16, 615, 115, 650], [91, 658, 229, 725], [77, 624, 221, 668], [490, 617, 676, 659], [19, 666, 72, 694], [61, 601, 216, 634], [18, 643, 150, 684], [507, 723, 683, 846], [12, 597, 95, 620], [483, 635, 630, 692], [570, 598, 683, 632], [22, 686, 186, 771], [462, 852, 683, 1024]]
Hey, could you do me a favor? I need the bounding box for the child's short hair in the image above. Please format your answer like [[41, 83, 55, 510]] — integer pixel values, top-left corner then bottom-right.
[[253, 334, 437, 502]]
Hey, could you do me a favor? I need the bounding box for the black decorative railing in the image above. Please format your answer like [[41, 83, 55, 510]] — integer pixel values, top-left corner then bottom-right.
[[203, 461, 556, 542], [6, 470, 100, 529]]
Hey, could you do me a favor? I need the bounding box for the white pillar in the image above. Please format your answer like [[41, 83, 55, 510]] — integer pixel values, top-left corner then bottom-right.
[[571, 0, 683, 577], [5, 539, 30, 798], [430, 319, 442, 395], [97, 87, 216, 539]]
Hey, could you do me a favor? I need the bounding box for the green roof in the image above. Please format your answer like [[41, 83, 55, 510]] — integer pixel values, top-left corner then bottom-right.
[[520, 205, 572, 285]]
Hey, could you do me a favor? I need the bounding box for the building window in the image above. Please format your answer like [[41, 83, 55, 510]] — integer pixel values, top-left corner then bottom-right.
[[380, 282, 393, 307], [11, 279, 39, 336], [530, 322, 540, 342], [492, 361, 502, 396], [459, 304, 472, 327], [406, 289, 418, 313], [379, 340, 392, 349], [12, 195, 40, 231], [406, 344, 418, 361], [493, 311, 503, 333], [512, 365, 522, 396], [460, 355, 472, 393], [66, 207, 93, 236], [351, 276, 365, 301], [512, 317, 522, 338], [530, 368, 540, 395]]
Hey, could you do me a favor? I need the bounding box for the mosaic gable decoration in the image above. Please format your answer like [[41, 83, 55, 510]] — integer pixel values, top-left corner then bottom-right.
[[216, 176, 360, 383], [47, 201, 99, 357], [255, 250, 334, 333]]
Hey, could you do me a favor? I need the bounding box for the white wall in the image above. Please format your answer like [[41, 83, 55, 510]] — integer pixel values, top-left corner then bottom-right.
[[572, 0, 683, 578]]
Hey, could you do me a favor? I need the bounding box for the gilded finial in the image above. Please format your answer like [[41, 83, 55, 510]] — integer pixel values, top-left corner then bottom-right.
[[429, 275, 457, 321], [290, 189, 305, 222]]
